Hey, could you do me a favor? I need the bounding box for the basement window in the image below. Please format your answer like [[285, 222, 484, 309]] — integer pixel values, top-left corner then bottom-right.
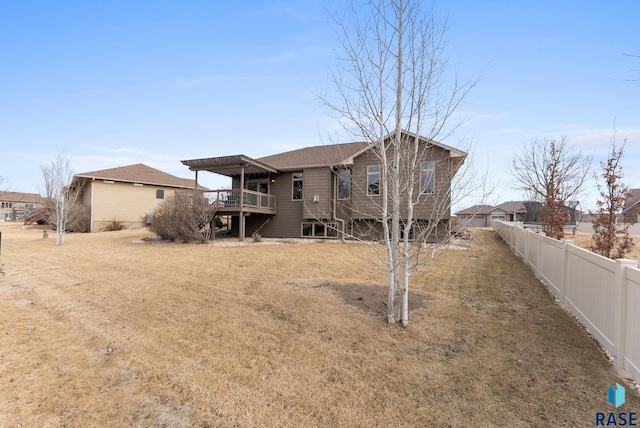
[[301, 222, 337, 238]]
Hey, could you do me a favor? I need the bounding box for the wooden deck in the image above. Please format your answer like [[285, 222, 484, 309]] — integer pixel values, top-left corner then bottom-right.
[[202, 189, 276, 215]]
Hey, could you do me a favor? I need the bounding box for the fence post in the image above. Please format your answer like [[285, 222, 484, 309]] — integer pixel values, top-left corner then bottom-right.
[[614, 258, 638, 375], [536, 232, 542, 279], [559, 240, 573, 308], [524, 227, 529, 264]]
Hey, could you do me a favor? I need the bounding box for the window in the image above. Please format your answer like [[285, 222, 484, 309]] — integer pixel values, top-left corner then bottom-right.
[[292, 172, 303, 200], [301, 222, 337, 238], [156, 189, 165, 199], [337, 169, 351, 199], [420, 161, 435, 194], [367, 166, 380, 196]]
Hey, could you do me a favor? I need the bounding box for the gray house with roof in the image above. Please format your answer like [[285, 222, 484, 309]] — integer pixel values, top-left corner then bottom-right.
[[455, 201, 527, 228], [182, 131, 466, 241], [623, 189, 640, 224]]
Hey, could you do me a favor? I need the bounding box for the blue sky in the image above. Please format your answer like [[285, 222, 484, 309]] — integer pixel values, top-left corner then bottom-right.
[[1, 0, 638, 212]]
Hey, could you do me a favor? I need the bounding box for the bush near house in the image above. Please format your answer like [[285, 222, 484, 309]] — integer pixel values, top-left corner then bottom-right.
[[149, 191, 216, 243]]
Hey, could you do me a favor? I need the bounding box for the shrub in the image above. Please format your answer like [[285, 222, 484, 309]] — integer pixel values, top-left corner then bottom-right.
[[214, 216, 224, 228], [66, 204, 91, 233], [149, 191, 216, 243], [103, 219, 126, 232]]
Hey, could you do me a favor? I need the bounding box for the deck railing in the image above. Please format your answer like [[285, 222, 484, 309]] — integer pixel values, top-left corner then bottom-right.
[[202, 189, 276, 212]]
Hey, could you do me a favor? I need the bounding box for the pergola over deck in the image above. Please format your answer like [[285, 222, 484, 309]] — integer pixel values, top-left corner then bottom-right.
[[181, 155, 280, 241]]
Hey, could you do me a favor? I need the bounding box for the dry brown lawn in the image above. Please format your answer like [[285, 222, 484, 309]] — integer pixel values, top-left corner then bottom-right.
[[0, 223, 638, 427], [569, 232, 640, 263]]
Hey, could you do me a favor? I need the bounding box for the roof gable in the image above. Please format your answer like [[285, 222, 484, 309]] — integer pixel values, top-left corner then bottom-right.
[[256, 130, 467, 171], [455, 204, 494, 216], [493, 201, 527, 214], [256, 142, 369, 170], [75, 164, 197, 189], [0, 191, 44, 204], [624, 189, 640, 213]]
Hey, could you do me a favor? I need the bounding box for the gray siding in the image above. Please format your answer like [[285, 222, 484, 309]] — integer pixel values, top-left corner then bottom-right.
[[225, 139, 455, 240], [349, 144, 453, 221], [302, 167, 332, 220], [254, 171, 304, 238]]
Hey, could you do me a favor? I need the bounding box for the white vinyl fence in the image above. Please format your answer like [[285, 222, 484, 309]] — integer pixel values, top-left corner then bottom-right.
[[493, 221, 640, 382]]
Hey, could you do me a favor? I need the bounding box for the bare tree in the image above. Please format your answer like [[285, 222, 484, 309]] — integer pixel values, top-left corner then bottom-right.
[[41, 152, 83, 245], [320, 0, 482, 326], [510, 137, 591, 240], [590, 139, 634, 258]]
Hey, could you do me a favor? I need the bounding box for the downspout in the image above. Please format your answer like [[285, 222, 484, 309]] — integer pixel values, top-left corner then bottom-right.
[[331, 167, 346, 242], [90, 178, 95, 232], [239, 163, 245, 242]]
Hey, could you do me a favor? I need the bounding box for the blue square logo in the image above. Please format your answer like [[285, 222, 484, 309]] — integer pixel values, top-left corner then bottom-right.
[[608, 383, 625, 408]]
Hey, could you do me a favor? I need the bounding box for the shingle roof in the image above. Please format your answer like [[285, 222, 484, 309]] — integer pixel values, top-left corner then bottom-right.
[[455, 204, 494, 216], [75, 164, 197, 189], [493, 201, 527, 214], [256, 142, 370, 170], [0, 191, 44, 204], [624, 189, 640, 213]]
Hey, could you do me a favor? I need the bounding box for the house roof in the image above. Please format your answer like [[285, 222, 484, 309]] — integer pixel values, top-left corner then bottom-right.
[[623, 189, 640, 213], [256, 142, 370, 171], [456, 201, 528, 217], [0, 191, 44, 204], [455, 204, 494, 216], [182, 130, 468, 177], [181, 155, 280, 177], [493, 201, 527, 214], [74, 164, 197, 189]]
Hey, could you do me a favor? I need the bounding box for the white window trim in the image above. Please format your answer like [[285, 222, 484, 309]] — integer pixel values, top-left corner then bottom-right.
[[337, 169, 351, 200], [420, 161, 435, 194], [301, 221, 338, 238], [292, 172, 303, 201], [367, 165, 380, 196]]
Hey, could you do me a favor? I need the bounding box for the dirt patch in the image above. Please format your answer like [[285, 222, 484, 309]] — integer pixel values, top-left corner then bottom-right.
[[322, 282, 430, 318]]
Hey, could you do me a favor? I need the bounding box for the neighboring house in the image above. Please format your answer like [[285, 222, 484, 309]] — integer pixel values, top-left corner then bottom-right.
[[623, 189, 640, 224], [455, 201, 527, 227], [181, 130, 467, 241], [0, 191, 45, 222], [72, 164, 200, 231]]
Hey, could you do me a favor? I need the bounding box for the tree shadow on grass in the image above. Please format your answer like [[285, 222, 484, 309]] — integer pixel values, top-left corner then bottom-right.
[[322, 282, 431, 320]]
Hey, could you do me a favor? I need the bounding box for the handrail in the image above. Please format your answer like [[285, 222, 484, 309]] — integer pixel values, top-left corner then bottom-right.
[[201, 189, 276, 211]]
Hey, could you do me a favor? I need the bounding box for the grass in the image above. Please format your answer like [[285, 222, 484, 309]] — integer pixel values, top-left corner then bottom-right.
[[568, 231, 640, 263], [0, 222, 638, 427]]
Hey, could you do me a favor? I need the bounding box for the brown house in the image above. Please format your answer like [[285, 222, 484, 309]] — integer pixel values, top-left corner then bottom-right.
[[73, 164, 200, 231], [0, 191, 45, 222], [623, 189, 640, 224], [181, 131, 467, 241]]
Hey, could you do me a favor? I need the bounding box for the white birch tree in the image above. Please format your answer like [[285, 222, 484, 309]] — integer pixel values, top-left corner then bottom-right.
[[41, 151, 83, 245], [321, 0, 481, 326]]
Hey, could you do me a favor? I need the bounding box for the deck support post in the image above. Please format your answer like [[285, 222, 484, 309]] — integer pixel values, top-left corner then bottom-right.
[[239, 164, 245, 242]]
